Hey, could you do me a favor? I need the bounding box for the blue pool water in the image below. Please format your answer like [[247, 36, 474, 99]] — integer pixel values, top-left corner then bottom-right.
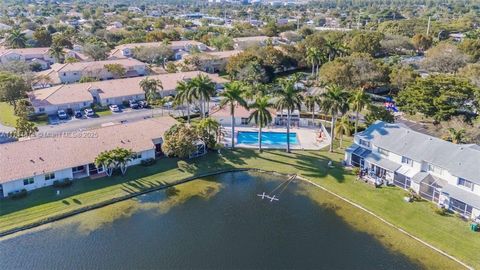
[[237, 131, 298, 145]]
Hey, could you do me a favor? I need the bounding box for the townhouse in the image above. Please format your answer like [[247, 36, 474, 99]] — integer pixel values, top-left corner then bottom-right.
[[0, 47, 55, 69], [29, 71, 228, 114], [232, 36, 278, 50], [109, 40, 209, 60], [344, 121, 480, 220], [0, 118, 177, 198], [36, 59, 147, 85], [183, 50, 242, 73]]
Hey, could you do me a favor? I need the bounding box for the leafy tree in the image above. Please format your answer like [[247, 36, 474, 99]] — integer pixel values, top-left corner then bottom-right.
[[411, 33, 433, 52], [64, 57, 80, 63], [196, 117, 221, 148], [104, 63, 126, 78], [319, 84, 350, 152], [133, 45, 173, 65], [161, 123, 198, 158], [209, 35, 234, 51], [219, 81, 248, 149], [14, 100, 33, 118], [397, 75, 479, 122], [79, 77, 98, 83], [444, 128, 467, 144], [458, 38, 480, 62], [349, 89, 370, 134], [459, 63, 480, 87], [48, 44, 65, 63], [249, 95, 273, 152], [364, 105, 395, 126], [6, 29, 27, 48], [33, 27, 52, 47], [422, 42, 469, 73], [274, 76, 304, 153], [0, 72, 29, 109], [94, 148, 135, 176], [14, 117, 38, 138], [389, 66, 419, 91], [83, 43, 109, 61], [349, 32, 384, 56]]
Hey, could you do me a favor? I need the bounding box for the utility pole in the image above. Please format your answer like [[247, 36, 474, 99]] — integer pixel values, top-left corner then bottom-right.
[[427, 16, 431, 36]]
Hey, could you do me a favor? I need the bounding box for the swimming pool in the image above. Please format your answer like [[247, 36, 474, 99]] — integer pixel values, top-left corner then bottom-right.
[[237, 131, 299, 145]]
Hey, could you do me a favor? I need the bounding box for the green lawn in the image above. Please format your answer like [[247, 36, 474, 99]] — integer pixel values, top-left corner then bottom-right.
[[0, 144, 477, 269], [0, 102, 18, 127], [96, 110, 113, 117]]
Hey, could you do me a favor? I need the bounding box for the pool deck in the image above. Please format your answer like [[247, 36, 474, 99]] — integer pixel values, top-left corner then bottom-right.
[[221, 125, 330, 150]]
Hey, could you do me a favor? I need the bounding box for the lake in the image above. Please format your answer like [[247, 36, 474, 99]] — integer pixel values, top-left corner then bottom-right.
[[0, 171, 427, 269]]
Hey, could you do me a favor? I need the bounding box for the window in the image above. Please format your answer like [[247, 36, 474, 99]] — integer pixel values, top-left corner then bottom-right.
[[241, 118, 249, 125], [428, 164, 443, 175], [359, 139, 370, 148], [23, 178, 34, 185], [458, 178, 474, 190], [450, 198, 473, 216], [45, 172, 55, 181], [39, 108, 45, 112], [378, 147, 389, 157], [401, 156, 413, 166], [132, 153, 142, 160]]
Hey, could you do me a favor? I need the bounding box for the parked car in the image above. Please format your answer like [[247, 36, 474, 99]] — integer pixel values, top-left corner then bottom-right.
[[57, 109, 68, 120], [138, 100, 148, 108], [74, 110, 83, 119], [109, 104, 121, 112], [84, 108, 95, 117], [129, 99, 139, 109]]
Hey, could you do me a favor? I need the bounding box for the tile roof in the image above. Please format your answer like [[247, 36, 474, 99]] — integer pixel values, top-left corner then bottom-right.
[[109, 40, 205, 58], [358, 121, 480, 184], [0, 117, 177, 184]]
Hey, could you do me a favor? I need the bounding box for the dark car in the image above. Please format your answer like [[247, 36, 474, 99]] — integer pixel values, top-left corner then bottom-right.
[[74, 110, 83, 118], [129, 99, 139, 109]]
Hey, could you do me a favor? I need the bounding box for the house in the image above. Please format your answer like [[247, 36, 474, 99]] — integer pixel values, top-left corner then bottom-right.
[[109, 40, 209, 60], [183, 50, 242, 73], [344, 121, 480, 220], [29, 71, 228, 114], [35, 59, 147, 85], [210, 104, 276, 126], [0, 118, 177, 198], [0, 47, 55, 69], [233, 36, 278, 50]]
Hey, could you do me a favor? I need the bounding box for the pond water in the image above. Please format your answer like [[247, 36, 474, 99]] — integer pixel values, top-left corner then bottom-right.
[[0, 172, 422, 269]]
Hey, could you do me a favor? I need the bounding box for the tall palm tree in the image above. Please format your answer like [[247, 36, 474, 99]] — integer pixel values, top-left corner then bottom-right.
[[319, 84, 350, 152], [306, 47, 318, 76], [325, 39, 340, 62], [6, 29, 27, 48], [191, 74, 215, 118], [174, 80, 195, 123], [48, 44, 65, 63], [349, 89, 370, 134], [304, 93, 319, 125], [275, 77, 304, 153], [249, 95, 273, 152], [140, 77, 163, 104], [334, 115, 352, 149], [219, 81, 248, 149]]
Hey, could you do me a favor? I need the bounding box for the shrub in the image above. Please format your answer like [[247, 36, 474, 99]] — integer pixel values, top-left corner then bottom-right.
[[408, 188, 422, 202], [434, 207, 448, 216], [53, 178, 73, 188], [140, 158, 156, 166], [8, 189, 27, 199]]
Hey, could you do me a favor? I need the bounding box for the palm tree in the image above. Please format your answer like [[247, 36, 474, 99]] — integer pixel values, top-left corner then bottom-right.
[[191, 74, 215, 118], [335, 115, 352, 149], [94, 151, 115, 176], [111, 148, 135, 175], [197, 117, 221, 143], [325, 39, 340, 62], [319, 84, 350, 152], [349, 89, 370, 134], [174, 80, 195, 123], [304, 93, 319, 126], [219, 81, 248, 149], [48, 44, 65, 63], [249, 95, 273, 152], [306, 47, 318, 76], [140, 77, 163, 104], [6, 29, 26, 48], [275, 77, 304, 153], [445, 128, 467, 144]]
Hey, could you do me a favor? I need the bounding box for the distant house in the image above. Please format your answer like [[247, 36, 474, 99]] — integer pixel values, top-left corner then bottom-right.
[[0, 47, 55, 69], [232, 36, 278, 50], [0, 118, 177, 198], [345, 121, 480, 220], [183, 50, 242, 73], [109, 40, 209, 60], [35, 59, 147, 85], [210, 104, 276, 126], [29, 71, 228, 114]]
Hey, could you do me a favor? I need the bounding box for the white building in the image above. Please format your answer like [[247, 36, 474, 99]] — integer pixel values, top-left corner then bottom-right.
[[0, 47, 55, 69], [0, 118, 177, 198], [109, 40, 209, 60], [344, 121, 480, 220]]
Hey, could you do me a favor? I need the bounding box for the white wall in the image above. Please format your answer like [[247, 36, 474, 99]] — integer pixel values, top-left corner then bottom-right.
[[2, 168, 73, 197]]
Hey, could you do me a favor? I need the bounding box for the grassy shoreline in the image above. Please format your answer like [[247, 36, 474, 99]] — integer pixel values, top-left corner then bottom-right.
[[0, 147, 478, 268]]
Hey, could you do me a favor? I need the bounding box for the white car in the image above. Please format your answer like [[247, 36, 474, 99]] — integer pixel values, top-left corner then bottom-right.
[[57, 110, 68, 119], [84, 108, 95, 117], [109, 104, 121, 112]]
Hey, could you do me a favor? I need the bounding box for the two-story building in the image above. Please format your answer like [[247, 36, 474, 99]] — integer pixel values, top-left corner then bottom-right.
[[36, 59, 147, 85], [0, 118, 177, 198], [109, 40, 209, 60], [344, 121, 480, 220], [0, 47, 55, 69]]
